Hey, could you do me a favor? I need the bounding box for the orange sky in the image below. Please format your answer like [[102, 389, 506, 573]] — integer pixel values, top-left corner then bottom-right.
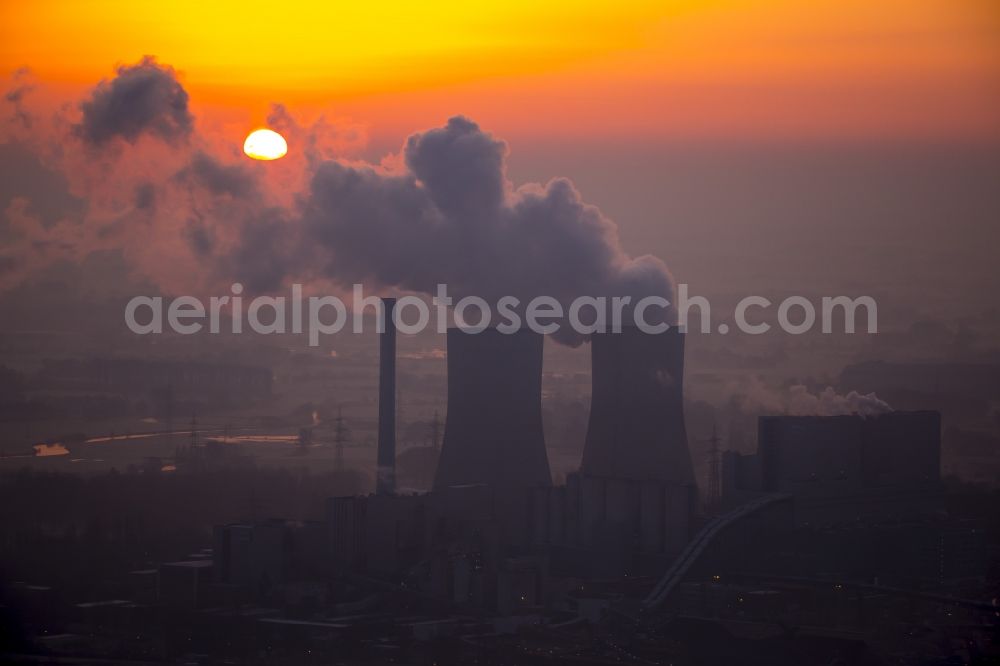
[[2, 0, 999, 143]]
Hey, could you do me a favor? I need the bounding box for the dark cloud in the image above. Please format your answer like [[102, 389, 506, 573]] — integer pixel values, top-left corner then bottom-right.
[[76, 56, 193, 145], [175, 151, 255, 198], [184, 220, 215, 257], [4, 67, 35, 128], [4, 68, 33, 103], [221, 211, 293, 293], [0, 142, 85, 229], [4, 87, 29, 104], [133, 182, 156, 211]]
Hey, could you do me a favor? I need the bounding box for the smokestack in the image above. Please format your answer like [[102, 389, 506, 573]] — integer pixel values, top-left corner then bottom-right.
[[376, 298, 396, 495], [581, 327, 694, 484], [434, 328, 552, 490]]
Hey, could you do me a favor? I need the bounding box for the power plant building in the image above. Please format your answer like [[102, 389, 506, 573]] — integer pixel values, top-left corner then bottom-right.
[[433, 327, 552, 490], [723, 411, 942, 525], [323, 324, 700, 596], [581, 327, 694, 485], [529, 328, 698, 576]]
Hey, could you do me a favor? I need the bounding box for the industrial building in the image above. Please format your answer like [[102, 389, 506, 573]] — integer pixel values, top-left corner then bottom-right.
[[20, 306, 989, 665], [310, 317, 700, 607], [723, 411, 942, 525], [202, 304, 953, 623]]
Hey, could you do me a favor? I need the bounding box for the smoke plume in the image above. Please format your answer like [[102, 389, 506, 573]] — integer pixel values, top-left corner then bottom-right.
[[292, 116, 675, 342], [3, 60, 676, 344], [731, 377, 893, 417]]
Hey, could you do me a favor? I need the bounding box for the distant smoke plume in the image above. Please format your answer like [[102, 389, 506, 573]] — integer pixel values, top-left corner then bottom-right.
[[75, 56, 193, 145], [731, 377, 893, 417], [785, 385, 892, 416], [4, 67, 34, 129]]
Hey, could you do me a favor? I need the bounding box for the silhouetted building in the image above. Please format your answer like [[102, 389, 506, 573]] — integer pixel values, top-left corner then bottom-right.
[[158, 560, 213, 609], [528, 474, 696, 577], [723, 411, 942, 525], [213, 520, 327, 601], [326, 493, 425, 576], [213, 521, 289, 592]]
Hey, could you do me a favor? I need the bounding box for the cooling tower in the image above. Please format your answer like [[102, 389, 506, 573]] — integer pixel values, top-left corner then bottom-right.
[[434, 328, 552, 490], [581, 327, 694, 484]]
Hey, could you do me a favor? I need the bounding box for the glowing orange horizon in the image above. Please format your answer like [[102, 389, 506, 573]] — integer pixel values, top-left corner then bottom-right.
[[2, 0, 998, 143]]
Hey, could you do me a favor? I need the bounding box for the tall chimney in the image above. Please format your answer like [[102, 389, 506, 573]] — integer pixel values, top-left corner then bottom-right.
[[376, 298, 396, 495], [581, 327, 694, 484], [434, 328, 552, 490]]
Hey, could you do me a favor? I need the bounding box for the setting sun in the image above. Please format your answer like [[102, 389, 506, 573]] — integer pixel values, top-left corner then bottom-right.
[[243, 128, 287, 160]]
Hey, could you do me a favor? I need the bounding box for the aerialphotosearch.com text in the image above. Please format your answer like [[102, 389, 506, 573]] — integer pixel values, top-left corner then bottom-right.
[[124, 283, 878, 345]]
